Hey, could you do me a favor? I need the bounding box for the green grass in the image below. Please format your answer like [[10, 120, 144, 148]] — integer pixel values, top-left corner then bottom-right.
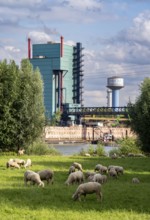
[[0, 155, 150, 220]]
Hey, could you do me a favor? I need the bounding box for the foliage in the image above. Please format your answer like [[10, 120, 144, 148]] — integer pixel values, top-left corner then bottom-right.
[[0, 59, 45, 151], [109, 148, 120, 157], [117, 137, 142, 155], [96, 143, 106, 156], [128, 78, 150, 152], [0, 155, 150, 219], [87, 144, 95, 155], [26, 140, 61, 155], [50, 110, 62, 126]]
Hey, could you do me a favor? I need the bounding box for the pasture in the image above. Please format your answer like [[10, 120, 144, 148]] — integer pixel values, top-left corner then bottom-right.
[[0, 155, 150, 220]]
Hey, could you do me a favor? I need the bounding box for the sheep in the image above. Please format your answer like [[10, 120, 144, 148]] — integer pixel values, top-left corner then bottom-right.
[[18, 149, 25, 156], [108, 165, 124, 175], [99, 166, 108, 174], [65, 170, 84, 185], [132, 177, 140, 184], [13, 158, 25, 166], [72, 182, 102, 201], [6, 160, 20, 169], [37, 169, 54, 184], [24, 159, 32, 168], [68, 165, 76, 174], [94, 164, 103, 172], [108, 168, 118, 179], [72, 162, 83, 171], [111, 153, 118, 159], [24, 170, 44, 187], [85, 171, 96, 179]]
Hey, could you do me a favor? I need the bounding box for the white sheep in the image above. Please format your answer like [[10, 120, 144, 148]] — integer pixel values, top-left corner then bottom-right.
[[85, 171, 96, 179], [108, 165, 124, 175], [72, 182, 102, 201], [108, 168, 118, 178], [68, 166, 76, 174], [94, 164, 103, 172], [24, 159, 32, 168], [6, 160, 20, 169], [37, 169, 54, 184], [72, 162, 83, 171], [18, 149, 25, 156], [13, 158, 25, 166], [24, 170, 44, 187], [132, 177, 140, 184], [99, 166, 108, 174], [65, 170, 84, 185]]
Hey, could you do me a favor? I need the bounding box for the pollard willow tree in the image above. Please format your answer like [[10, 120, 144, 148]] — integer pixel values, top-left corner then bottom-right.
[[0, 59, 45, 151], [128, 77, 150, 152]]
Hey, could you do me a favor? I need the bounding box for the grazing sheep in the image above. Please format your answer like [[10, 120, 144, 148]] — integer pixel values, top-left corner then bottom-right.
[[94, 164, 103, 172], [24, 170, 44, 187], [37, 169, 54, 184], [108, 168, 118, 179], [132, 177, 140, 184], [68, 166, 76, 174], [6, 160, 20, 169], [108, 165, 124, 175], [18, 149, 25, 156], [128, 153, 135, 157], [72, 182, 102, 201], [85, 171, 96, 179], [93, 173, 107, 184], [65, 170, 84, 185], [99, 166, 108, 174], [72, 162, 83, 171], [13, 158, 25, 166], [24, 159, 32, 168]]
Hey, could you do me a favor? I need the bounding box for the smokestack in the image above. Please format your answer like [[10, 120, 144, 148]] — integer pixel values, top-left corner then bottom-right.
[[60, 36, 63, 57], [28, 38, 31, 59]]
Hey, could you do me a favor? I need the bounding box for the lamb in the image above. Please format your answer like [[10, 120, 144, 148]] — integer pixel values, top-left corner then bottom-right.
[[37, 169, 54, 184], [72, 162, 83, 171], [24, 170, 44, 187], [68, 166, 76, 174], [108, 165, 124, 175], [72, 182, 102, 201], [24, 159, 32, 168], [85, 171, 96, 179], [94, 174, 107, 184], [6, 160, 20, 169], [65, 170, 84, 185], [132, 177, 140, 184]]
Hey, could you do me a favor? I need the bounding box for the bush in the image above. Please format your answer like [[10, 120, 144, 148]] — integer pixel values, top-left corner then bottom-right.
[[95, 143, 105, 156], [87, 145, 95, 155], [109, 148, 120, 157], [26, 141, 61, 155], [117, 137, 142, 155]]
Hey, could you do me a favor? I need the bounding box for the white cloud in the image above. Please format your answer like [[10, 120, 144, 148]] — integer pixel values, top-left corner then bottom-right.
[[28, 31, 52, 43], [5, 46, 20, 53]]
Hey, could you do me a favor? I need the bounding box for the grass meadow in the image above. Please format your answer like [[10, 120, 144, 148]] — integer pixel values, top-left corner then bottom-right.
[[0, 155, 150, 220]]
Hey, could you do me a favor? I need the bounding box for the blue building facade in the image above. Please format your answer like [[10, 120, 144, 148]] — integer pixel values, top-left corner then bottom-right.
[[30, 37, 84, 118]]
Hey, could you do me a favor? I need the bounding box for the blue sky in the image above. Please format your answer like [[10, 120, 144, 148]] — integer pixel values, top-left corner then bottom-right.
[[0, 0, 150, 106]]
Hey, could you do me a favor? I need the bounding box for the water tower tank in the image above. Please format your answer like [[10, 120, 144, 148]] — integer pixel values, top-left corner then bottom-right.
[[107, 76, 124, 107]]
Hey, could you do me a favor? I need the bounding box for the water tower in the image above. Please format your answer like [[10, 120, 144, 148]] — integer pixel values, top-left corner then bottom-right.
[[107, 76, 124, 107]]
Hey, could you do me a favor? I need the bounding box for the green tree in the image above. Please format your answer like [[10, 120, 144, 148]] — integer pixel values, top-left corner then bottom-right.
[[0, 59, 45, 151], [128, 77, 150, 152]]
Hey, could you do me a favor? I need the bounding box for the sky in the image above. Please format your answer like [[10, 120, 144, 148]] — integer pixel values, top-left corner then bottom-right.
[[0, 0, 150, 107]]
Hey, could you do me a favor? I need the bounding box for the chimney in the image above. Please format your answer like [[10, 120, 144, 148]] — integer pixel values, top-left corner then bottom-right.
[[60, 36, 63, 57]]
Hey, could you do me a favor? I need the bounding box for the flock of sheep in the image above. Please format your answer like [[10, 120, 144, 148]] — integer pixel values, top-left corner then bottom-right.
[[6, 158, 140, 202]]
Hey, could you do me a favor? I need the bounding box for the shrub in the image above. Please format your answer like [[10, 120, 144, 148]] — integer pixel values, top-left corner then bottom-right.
[[96, 143, 105, 156], [87, 145, 95, 155], [26, 141, 61, 155], [109, 148, 120, 157], [117, 137, 142, 155]]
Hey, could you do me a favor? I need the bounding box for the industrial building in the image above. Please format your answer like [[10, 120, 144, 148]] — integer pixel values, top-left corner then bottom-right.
[[29, 37, 84, 118]]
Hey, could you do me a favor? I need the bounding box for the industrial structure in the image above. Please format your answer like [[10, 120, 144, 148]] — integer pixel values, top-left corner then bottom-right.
[[29, 36, 84, 118], [107, 76, 124, 107]]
